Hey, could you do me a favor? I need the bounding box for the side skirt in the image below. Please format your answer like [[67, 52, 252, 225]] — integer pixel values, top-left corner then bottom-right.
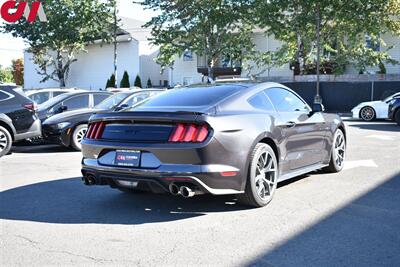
[[278, 163, 328, 183]]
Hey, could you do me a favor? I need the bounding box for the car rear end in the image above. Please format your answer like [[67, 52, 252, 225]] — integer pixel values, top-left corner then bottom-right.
[[0, 86, 41, 141], [81, 111, 249, 196], [80, 85, 253, 197]]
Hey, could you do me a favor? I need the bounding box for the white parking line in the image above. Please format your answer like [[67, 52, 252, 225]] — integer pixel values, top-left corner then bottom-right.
[[366, 135, 395, 141], [344, 160, 378, 170]]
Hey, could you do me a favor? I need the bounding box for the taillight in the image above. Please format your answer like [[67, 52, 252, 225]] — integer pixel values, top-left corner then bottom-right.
[[168, 123, 210, 143], [23, 102, 37, 111], [86, 122, 106, 140]]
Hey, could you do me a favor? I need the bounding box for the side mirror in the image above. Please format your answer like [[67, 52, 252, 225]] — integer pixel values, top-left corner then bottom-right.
[[57, 105, 68, 113], [310, 103, 324, 115]]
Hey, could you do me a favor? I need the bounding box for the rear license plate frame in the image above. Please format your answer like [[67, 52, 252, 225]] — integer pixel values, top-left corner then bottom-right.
[[114, 150, 141, 167]]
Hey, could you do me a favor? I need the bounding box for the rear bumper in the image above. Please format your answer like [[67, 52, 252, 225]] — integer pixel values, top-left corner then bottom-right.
[[14, 117, 42, 141], [81, 159, 243, 195], [80, 137, 248, 194]]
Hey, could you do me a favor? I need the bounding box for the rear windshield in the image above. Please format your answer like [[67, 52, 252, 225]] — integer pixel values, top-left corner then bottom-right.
[[129, 85, 243, 110]]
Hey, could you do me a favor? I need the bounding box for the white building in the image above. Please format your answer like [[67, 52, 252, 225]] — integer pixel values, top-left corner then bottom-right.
[[24, 17, 167, 90], [168, 32, 400, 86]]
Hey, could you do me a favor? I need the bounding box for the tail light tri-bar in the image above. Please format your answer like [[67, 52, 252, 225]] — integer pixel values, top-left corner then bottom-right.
[[86, 121, 106, 140], [169, 123, 209, 143]]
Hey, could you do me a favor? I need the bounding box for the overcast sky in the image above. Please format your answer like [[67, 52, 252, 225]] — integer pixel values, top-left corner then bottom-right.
[[0, 0, 156, 67]]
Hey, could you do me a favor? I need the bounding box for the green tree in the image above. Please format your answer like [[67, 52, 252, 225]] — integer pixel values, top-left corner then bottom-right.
[[11, 59, 24, 86], [120, 71, 130, 88], [107, 74, 116, 88], [0, 65, 14, 84], [2, 0, 116, 88], [146, 78, 152, 88], [134, 75, 142, 88], [137, 0, 255, 80], [254, 0, 400, 100]]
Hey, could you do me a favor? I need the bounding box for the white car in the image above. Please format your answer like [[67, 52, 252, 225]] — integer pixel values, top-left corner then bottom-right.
[[351, 92, 400, 121]]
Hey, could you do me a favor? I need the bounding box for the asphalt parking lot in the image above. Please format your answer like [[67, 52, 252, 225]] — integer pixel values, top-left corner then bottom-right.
[[1, 120, 399, 266]]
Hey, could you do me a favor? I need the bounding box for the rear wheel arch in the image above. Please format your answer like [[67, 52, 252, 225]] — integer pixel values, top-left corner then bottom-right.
[[241, 134, 279, 190], [0, 120, 14, 141]]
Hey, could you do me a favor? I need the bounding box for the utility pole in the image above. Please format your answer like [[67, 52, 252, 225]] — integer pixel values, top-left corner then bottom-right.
[[113, 0, 118, 88], [314, 5, 322, 104]]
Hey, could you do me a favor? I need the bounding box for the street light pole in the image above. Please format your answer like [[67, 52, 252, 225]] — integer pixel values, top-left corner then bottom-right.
[[314, 5, 322, 104], [113, 1, 118, 88]]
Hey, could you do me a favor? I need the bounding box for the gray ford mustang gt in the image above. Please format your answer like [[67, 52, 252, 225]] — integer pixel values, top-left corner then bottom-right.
[[81, 82, 346, 207]]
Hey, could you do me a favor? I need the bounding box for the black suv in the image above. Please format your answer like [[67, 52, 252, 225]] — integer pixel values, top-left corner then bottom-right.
[[0, 85, 42, 157], [388, 97, 400, 125]]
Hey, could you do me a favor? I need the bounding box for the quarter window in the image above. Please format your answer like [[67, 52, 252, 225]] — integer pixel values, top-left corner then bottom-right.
[[0, 90, 12, 101], [265, 88, 309, 112], [93, 94, 111, 105], [248, 91, 274, 111]]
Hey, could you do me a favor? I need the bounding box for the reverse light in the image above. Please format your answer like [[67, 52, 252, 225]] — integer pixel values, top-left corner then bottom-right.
[[169, 123, 210, 143]]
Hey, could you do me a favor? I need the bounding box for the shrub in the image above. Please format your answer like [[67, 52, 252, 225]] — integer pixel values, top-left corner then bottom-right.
[[120, 71, 130, 88], [134, 75, 142, 88], [106, 74, 116, 88], [147, 78, 152, 88]]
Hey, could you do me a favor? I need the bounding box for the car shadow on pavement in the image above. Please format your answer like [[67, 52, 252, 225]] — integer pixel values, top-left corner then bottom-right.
[[348, 121, 400, 132], [0, 177, 250, 225], [10, 144, 76, 154], [245, 171, 400, 267]]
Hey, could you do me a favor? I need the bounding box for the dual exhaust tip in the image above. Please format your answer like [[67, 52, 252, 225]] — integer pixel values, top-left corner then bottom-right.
[[82, 175, 197, 198], [82, 174, 96, 186], [169, 183, 195, 198]]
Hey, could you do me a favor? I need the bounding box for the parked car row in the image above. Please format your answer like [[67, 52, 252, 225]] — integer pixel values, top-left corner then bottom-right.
[[351, 92, 400, 124], [0, 85, 165, 156]]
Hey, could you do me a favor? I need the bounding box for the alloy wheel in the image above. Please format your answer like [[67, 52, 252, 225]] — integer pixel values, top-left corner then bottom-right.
[[254, 150, 277, 201], [76, 127, 87, 144], [0, 130, 8, 153], [360, 107, 375, 121], [334, 131, 345, 168]]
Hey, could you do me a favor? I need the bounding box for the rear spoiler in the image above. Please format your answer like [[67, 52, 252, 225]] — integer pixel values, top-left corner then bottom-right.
[[88, 111, 210, 124]]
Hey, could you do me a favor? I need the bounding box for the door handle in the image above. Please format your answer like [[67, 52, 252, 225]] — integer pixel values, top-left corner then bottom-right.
[[284, 121, 296, 128]]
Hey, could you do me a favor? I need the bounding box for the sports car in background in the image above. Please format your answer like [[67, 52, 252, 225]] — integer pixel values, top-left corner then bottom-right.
[[80, 82, 346, 207], [351, 92, 400, 121]]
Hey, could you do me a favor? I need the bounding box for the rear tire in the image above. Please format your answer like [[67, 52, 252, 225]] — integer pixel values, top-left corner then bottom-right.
[[0, 126, 12, 158], [71, 124, 87, 151], [394, 110, 400, 126], [324, 129, 346, 173], [237, 143, 278, 208]]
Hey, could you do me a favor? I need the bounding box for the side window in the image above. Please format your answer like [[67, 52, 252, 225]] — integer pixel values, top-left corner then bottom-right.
[[265, 88, 308, 112], [248, 91, 274, 111], [122, 92, 151, 107], [62, 95, 89, 110], [0, 90, 12, 101], [93, 94, 110, 105], [30, 92, 50, 104]]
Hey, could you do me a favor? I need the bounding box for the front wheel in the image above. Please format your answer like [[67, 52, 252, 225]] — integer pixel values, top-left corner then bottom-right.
[[238, 143, 279, 207], [324, 129, 346, 173], [0, 126, 12, 158], [360, 106, 375, 121], [71, 124, 88, 151]]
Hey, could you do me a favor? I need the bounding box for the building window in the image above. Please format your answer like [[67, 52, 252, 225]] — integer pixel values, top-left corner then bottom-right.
[[183, 50, 193, 61], [365, 35, 380, 51]]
